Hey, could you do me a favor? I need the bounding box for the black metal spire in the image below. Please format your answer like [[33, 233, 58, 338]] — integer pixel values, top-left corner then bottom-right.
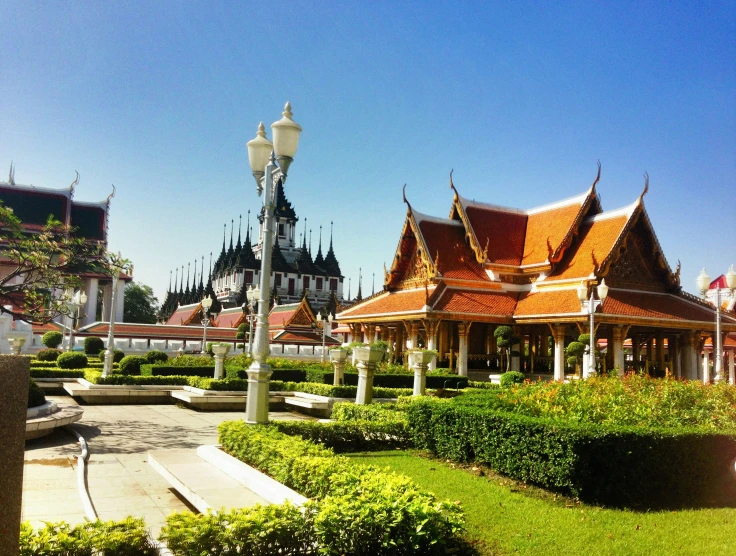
[[236, 215, 242, 250], [314, 225, 325, 267], [372, 272, 375, 296], [357, 268, 362, 301]]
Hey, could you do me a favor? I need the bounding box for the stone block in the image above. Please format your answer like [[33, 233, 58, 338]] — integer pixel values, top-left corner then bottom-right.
[[0, 355, 30, 556]]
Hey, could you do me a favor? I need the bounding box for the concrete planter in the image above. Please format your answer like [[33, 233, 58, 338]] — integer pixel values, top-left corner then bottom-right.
[[353, 346, 385, 364], [329, 349, 348, 363], [212, 344, 231, 380], [408, 351, 435, 367]]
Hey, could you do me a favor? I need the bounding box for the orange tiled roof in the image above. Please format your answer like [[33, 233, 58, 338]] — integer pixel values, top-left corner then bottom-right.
[[273, 330, 341, 345], [523, 202, 587, 265], [514, 289, 582, 317], [166, 304, 201, 326], [433, 288, 518, 317], [550, 214, 629, 280], [215, 310, 244, 329], [338, 288, 433, 319], [78, 322, 238, 340], [464, 206, 526, 266], [603, 290, 734, 324], [418, 220, 489, 281]]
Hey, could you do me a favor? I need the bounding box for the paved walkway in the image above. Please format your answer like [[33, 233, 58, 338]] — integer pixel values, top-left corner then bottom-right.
[[22, 397, 311, 535]]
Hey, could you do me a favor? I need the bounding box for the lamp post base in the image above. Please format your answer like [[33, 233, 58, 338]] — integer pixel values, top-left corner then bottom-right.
[[102, 349, 114, 377], [245, 361, 272, 424]]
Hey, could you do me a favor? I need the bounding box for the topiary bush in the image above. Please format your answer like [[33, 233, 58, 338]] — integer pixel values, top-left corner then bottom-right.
[[41, 331, 63, 349], [28, 379, 46, 408], [145, 350, 168, 364], [56, 351, 89, 369], [500, 371, 525, 388], [84, 336, 105, 355], [113, 349, 125, 363], [119, 355, 149, 376], [169, 354, 214, 367], [36, 348, 62, 362], [20, 517, 157, 555]]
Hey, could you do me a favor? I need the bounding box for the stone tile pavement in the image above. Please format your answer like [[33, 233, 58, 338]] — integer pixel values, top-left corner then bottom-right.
[[22, 396, 312, 536]]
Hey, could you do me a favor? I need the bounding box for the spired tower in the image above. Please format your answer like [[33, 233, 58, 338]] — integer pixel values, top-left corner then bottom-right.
[[161, 179, 344, 318]]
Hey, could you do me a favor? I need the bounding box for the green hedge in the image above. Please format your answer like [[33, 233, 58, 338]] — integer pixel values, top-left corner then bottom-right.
[[20, 517, 156, 555], [319, 372, 468, 389], [140, 364, 216, 377], [407, 398, 736, 508], [30, 369, 85, 379], [199, 421, 465, 555], [28, 379, 46, 408], [274, 419, 411, 452]]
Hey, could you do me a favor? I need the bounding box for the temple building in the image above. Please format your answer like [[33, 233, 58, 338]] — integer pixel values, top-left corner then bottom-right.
[[0, 166, 130, 326], [336, 168, 736, 381], [159, 179, 344, 322]]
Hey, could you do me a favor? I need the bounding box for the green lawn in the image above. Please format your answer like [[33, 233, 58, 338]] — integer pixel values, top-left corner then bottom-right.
[[346, 450, 736, 556]]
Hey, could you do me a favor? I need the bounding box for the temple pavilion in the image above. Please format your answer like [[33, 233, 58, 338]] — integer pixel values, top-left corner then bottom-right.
[[336, 169, 736, 381]]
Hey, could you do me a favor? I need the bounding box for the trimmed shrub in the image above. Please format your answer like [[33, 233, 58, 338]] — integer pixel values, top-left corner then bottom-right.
[[28, 379, 46, 408], [330, 401, 407, 422], [91, 373, 191, 386], [169, 354, 214, 367], [113, 349, 125, 363], [145, 350, 168, 363], [36, 348, 62, 362], [84, 336, 105, 355], [406, 398, 736, 508], [161, 504, 311, 556], [41, 331, 63, 349], [211, 421, 465, 554], [30, 369, 85, 379], [274, 419, 410, 451], [20, 517, 156, 555], [224, 368, 306, 382], [56, 351, 88, 369], [118, 355, 149, 376], [140, 364, 215, 377], [499, 371, 525, 388]]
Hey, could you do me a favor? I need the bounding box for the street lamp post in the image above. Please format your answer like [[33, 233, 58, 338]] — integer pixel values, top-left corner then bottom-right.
[[316, 312, 334, 363], [102, 253, 127, 378], [245, 102, 302, 424], [697, 266, 736, 383], [201, 295, 213, 353], [244, 285, 259, 356], [577, 279, 609, 378], [65, 290, 87, 352]]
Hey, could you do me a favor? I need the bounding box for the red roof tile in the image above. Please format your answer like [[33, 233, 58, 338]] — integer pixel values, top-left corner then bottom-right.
[[464, 206, 526, 266], [215, 310, 244, 329], [603, 290, 735, 324], [418, 220, 489, 281], [166, 304, 201, 326], [514, 289, 582, 317], [550, 215, 629, 280], [523, 202, 586, 265], [79, 323, 238, 340], [338, 288, 432, 319], [433, 288, 518, 317]]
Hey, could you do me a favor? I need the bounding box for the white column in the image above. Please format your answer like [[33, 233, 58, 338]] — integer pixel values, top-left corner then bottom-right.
[[408, 322, 419, 350], [702, 352, 710, 384], [82, 278, 99, 327], [457, 322, 468, 377], [355, 359, 376, 404], [427, 333, 437, 371], [115, 279, 126, 323], [612, 326, 625, 376], [553, 325, 566, 381], [729, 350, 735, 385], [409, 353, 429, 396]]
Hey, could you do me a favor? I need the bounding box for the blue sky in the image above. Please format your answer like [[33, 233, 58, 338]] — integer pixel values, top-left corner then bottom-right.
[[2, 1, 734, 301]]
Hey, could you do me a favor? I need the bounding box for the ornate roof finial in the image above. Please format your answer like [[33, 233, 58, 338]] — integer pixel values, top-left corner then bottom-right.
[[402, 184, 411, 210], [106, 184, 116, 204], [639, 171, 649, 202], [236, 214, 242, 249], [8, 162, 15, 185], [69, 170, 79, 193], [449, 169, 458, 201], [591, 160, 601, 194]]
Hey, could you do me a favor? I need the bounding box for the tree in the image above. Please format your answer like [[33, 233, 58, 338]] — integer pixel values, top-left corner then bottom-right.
[[0, 203, 103, 323], [123, 281, 159, 324], [494, 325, 519, 372]]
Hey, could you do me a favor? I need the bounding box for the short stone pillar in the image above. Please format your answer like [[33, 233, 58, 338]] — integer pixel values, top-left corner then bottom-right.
[[211, 344, 231, 379], [409, 350, 433, 396], [245, 362, 272, 424], [0, 355, 30, 555], [8, 337, 26, 356], [353, 346, 384, 405], [329, 348, 348, 386]]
